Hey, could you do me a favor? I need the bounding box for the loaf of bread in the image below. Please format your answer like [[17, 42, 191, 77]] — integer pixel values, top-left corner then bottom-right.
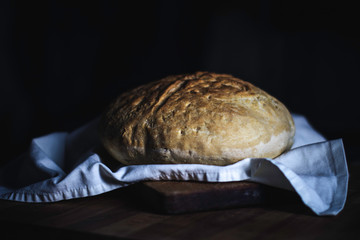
[[99, 72, 295, 166]]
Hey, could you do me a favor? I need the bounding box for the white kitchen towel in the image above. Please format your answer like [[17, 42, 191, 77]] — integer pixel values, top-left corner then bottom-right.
[[0, 114, 348, 216]]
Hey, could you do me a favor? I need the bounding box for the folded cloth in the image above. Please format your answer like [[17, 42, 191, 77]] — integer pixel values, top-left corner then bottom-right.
[[0, 114, 348, 216]]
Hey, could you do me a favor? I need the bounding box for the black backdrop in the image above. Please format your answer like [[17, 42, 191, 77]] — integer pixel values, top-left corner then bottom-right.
[[1, 0, 359, 163]]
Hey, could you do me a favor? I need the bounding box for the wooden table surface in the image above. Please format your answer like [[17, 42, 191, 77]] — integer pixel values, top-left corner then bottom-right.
[[1, 162, 359, 240]]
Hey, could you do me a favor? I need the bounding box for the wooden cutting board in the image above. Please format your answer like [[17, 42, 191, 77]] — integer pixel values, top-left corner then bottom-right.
[[134, 181, 296, 214], [98, 147, 298, 214]]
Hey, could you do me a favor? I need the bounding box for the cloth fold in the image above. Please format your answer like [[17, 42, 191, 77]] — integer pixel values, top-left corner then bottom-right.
[[0, 114, 348, 216]]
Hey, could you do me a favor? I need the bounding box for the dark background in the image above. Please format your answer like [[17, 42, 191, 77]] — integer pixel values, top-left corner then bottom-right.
[[1, 0, 359, 163]]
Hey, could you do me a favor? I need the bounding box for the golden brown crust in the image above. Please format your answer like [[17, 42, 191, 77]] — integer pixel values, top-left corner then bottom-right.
[[99, 72, 295, 166]]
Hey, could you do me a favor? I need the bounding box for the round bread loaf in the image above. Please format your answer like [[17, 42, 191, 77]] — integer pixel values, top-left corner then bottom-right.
[[99, 72, 295, 166]]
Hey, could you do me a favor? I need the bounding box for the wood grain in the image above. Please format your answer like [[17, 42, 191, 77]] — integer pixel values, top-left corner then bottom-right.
[[0, 163, 358, 240], [135, 181, 292, 214]]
